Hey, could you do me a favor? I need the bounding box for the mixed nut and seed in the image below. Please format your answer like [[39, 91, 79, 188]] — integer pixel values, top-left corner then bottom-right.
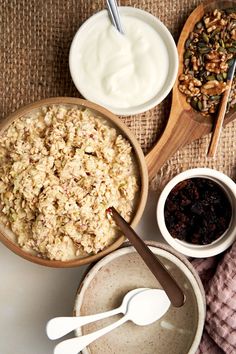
[[179, 8, 236, 116]]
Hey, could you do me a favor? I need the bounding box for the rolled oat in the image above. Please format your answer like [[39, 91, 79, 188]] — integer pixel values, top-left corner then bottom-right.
[[0, 106, 139, 261]]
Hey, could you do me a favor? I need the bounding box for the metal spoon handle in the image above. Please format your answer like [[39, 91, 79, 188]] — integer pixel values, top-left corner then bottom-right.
[[47, 305, 121, 340], [109, 207, 185, 308], [54, 315, 128, 354], [106, 0, 124, 34]]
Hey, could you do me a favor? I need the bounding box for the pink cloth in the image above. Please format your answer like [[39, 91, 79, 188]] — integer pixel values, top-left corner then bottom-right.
[[192, 242, 236, 354]]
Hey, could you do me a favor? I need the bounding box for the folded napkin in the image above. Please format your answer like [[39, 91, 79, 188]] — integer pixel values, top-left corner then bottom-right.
[[193, 242, 236, 354]]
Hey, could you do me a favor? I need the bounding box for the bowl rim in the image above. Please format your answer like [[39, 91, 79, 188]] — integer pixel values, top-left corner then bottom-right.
[[156, 168, 236, 258], [0, 97, 148, 267], [69, 6, 179, 116], [74, 241, 206, 354]]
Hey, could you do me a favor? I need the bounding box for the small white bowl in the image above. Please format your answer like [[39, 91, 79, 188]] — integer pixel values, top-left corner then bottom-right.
[[69, 7, 178, 116], [157, 168, 236, 258]]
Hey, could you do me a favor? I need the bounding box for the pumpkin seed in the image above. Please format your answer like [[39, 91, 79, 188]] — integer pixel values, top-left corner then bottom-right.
[[228, 58, 235, 67], [228, 46, 236, 53], [184, 58, 190, 67], [202, 33, 209, 43], [196, 21, 203, 29], [199, 55, 204, 65], [216, 74, 223, 81], [197, 100, 203, 110], [198, 42, 207, 48], [223, 72, 227, 79], [210, 95, 221, 100], [199, 69, 206, 79], [220, 39, 225, 48], [185, 39, 191, 49], [198, 46, 211, 54], [184, 50, 192, 59], [206, 75, 216, 81], [191, 99, 198, 110], [218, 46, 225, 52], [211, 28, 221, 37]]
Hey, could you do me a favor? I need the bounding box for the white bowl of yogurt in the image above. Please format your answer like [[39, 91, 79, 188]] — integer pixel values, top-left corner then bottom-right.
[[69, 7, 178, 116]]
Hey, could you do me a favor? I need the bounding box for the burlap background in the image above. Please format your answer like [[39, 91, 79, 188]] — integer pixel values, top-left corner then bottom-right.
[[1, 0, 235, 191]]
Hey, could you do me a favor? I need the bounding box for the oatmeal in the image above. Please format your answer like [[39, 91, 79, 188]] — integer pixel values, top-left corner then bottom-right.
[[0, 106, 139, 261]]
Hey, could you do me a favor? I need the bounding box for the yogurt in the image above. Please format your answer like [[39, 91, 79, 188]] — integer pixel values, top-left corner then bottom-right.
[[70, 13, 171, 112]]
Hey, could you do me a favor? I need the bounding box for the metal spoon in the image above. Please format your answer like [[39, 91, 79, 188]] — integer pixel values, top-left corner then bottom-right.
[[46, 288, 147, 340], [106, 0, 124, 34], [54, 289, 170, 354]]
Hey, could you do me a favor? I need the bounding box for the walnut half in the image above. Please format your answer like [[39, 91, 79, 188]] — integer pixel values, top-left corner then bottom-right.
[[201, 80, 229, 95], [179, 74, 202, 97]]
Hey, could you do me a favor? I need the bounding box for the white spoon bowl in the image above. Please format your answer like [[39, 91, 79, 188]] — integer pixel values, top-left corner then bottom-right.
[[54, 289, 170, 354], [46, 288, 148, 340]]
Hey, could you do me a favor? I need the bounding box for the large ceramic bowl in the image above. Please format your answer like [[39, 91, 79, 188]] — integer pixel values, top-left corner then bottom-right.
[[0, 97, 148, 267], [74, 242, 205, 354]]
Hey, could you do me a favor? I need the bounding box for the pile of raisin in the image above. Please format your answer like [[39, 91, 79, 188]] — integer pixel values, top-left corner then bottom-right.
[[164, 178, 232, 245]]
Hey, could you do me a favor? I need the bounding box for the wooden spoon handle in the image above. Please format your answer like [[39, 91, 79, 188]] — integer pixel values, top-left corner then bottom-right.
[[207, 83, 232, 157], [146, 105, 210, 180], [145, 99, 236, 180], [109, 207, 185, 308]]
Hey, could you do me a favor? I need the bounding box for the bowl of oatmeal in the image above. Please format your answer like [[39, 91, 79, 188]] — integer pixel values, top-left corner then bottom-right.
[[0, 97, 148, 267]]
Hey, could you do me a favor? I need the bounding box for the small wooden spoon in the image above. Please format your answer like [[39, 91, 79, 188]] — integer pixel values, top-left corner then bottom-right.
[[107, 207, 185, 308], [146, 0, 236, 180], [208, 58, 236, 157]]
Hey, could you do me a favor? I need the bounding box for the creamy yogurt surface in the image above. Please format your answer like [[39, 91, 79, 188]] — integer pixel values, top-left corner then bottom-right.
[[72, 15, 169, 109]]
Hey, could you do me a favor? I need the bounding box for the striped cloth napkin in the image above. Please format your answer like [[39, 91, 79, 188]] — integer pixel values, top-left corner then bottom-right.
[[192, 242, 236, 354]]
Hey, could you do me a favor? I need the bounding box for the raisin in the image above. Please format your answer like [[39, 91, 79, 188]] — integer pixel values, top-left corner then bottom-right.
[[164, 178, 232, 245]]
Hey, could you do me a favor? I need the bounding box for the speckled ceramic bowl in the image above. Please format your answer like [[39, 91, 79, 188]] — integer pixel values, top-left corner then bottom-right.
[[74, 241, 205, 354]]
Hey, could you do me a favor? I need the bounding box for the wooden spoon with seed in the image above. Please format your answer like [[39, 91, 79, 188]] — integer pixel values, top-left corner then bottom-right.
[[146, 0, 236, 180]]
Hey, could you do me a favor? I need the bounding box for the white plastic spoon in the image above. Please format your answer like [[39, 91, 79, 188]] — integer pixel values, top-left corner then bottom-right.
[[54, 289, 170, 354], [47, 288, 148, 340]]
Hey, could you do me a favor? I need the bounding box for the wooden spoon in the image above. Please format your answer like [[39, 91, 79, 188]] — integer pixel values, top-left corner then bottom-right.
[[208, 58, 236, 157], [146, 0, 236, 180]]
